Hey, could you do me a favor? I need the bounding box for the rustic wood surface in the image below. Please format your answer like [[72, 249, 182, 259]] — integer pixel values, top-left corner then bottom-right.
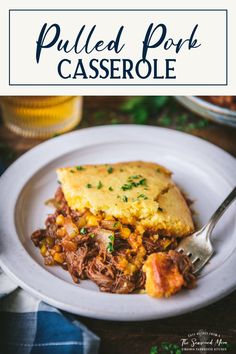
[[0, 96, 235, 354]]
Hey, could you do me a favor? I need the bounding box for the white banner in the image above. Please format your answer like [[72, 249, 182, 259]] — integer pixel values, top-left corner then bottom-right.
[[0, 0, 236, 95]]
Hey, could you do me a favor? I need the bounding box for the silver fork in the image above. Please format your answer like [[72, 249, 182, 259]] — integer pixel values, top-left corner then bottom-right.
[[176, 187, 236, 274]]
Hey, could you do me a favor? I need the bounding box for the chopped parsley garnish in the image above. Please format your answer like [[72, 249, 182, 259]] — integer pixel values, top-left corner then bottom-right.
[[158, 207, 164, 212], [86, 183, 92, 188], [57, 180, 61, 185], [137, 194, 148, 200], [76, 165, 85, 171], [139, 178, 147, 186], [130, 175, 142, 179], [122, 195, 128, 202], [113, 221, 120, 228], [107, 235, 115, 253], [80, 228, 87, 235], [150, 346, 158, 354], [156, 168, 161, 173], [89, 233, 95, 238], [107, 243, 114, 252], [121, 183, 133, 191], [70, 170, 75, 173], [107, 167, 113, 174], [109, 186, 114, 191], [97, 181, 103, 189], [121, 176, 147, 191]]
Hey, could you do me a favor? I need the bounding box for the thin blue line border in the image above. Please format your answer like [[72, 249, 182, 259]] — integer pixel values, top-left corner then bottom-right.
[[8, 9, 228, 87]]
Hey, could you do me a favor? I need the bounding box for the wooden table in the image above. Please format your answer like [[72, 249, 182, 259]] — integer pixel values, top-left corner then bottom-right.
[[0, 96, 235, 354]]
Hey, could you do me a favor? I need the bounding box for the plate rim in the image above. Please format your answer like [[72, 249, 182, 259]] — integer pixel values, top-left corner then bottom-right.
[[0, 125, 236, 321]]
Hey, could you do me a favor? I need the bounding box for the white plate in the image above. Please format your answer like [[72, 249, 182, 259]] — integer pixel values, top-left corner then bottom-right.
[[0, 125, 235, 321], [0, 267, 18, 298]]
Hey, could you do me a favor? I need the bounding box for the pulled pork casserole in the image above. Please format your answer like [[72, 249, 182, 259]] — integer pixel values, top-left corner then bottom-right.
[[31, 161, 196, 297]]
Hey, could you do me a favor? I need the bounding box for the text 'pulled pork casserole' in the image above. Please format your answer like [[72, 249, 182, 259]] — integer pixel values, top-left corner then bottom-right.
[[31, 161, 196, 297]]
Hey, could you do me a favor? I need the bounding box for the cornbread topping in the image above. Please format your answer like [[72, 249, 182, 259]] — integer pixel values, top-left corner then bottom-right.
[[57, 161, 194, 237]]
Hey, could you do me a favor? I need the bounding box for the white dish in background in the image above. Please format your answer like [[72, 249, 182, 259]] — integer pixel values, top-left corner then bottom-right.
[[0, 125, 235, 321], [176, 96, 236, 127]]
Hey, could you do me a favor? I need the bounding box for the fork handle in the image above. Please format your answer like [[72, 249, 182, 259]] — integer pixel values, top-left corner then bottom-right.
[[204, 186, 236, 238]]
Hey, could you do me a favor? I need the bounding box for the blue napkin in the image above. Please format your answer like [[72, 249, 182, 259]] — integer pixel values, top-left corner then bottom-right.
[[0, 288, 100, 354], [0, 159, 100, 354]]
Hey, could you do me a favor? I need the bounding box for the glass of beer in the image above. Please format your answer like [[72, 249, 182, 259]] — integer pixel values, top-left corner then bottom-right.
[[0, 96, 83, 138]]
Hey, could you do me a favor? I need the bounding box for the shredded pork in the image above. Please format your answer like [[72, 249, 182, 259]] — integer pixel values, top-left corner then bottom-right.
[[31, 187, 195, 294]]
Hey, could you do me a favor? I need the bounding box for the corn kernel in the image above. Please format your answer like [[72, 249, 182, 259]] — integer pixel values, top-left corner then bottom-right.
[[56, 227, 66, 237], [121, 227, 131, 239], [163, 239, 172, 249], [128, 233, 142, 251], [130, 264, 136, 273], [118, 257, 128, 269], [136, 225, 145, 235], [106, 215, 115, 221], [124, 263, 136, 275], [53, 244, 62, 252], [77, 217, 86, 228], [40, 244, 47, 256], [56, 214, 65, 226], [53, 252, 65, 263], [46, 236, 54, 247], [39, 238, 46, 247], [140, 246, 146, 256], [86, 215, 98, 227]]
